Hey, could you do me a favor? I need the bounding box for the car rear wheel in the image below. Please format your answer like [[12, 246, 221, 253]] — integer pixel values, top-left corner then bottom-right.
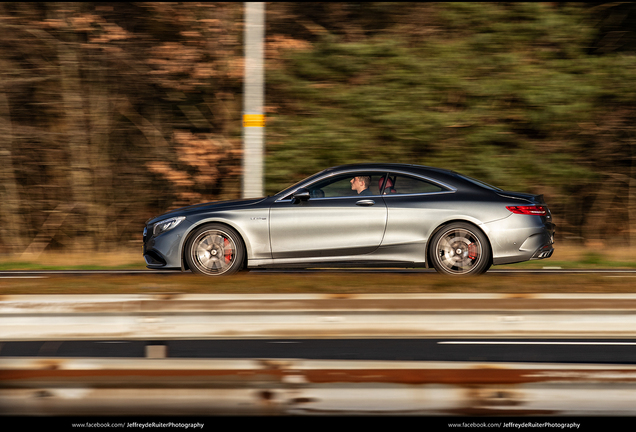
[[185, 224, 245, 276], [429, 222, 491, 275]]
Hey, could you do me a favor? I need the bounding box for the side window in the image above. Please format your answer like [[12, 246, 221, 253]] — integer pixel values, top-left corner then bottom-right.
[[381, 174, 447, 195], [307, 173, 386, 198]]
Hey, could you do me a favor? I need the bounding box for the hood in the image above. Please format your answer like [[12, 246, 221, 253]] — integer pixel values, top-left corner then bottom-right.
[[146, 197, 268, 224]]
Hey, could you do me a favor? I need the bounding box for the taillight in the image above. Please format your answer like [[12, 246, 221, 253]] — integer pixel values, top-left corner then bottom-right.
[[506, 205, 547, 216]]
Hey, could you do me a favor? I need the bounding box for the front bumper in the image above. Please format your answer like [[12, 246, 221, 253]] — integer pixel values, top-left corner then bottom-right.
[[142, 220, 193, 269]]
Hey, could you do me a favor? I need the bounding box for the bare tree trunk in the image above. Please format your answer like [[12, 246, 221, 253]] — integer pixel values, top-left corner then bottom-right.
[[87, 58, 112, 249], [586, 178, 619, 245], [0, 81, 26, 253], [21, 203, 76, 257], [54, 5, 93, 252], [629, 137, 636, 247], [117, 97, 172, 151]]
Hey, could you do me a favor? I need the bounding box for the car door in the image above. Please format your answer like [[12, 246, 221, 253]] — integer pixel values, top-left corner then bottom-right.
[[269, 172, 388, 260], [379, 172, 456, 260]]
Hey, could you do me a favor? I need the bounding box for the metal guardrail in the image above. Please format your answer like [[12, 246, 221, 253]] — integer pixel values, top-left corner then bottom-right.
[[3, 294, 636, 416], [2, 293, 636, 340]]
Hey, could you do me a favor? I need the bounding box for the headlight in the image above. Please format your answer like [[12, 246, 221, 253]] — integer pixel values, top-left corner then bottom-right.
[[153, 216, 186, 236]]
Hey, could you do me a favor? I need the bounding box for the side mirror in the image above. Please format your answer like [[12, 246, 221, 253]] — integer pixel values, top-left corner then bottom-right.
[[291, 188, 310, 204]]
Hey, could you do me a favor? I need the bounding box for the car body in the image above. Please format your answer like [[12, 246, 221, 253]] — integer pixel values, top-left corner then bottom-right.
[[142, 163, 555, 275]]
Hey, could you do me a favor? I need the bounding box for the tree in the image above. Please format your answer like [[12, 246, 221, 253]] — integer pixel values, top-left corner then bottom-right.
[[264, 2, 636, 245]]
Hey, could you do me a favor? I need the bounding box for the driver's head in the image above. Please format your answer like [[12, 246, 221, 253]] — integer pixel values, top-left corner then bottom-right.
[[350, 176, 371, 193]]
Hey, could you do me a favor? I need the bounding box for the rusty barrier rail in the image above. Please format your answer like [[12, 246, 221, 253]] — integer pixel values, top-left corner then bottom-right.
[[2, 293, 636, 340], [2, 358, 636, 416]]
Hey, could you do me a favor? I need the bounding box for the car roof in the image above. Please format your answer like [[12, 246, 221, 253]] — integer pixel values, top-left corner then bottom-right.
[[325, 163, 455, 176]]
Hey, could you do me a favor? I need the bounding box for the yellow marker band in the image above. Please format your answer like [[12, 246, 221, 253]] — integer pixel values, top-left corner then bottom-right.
[[243, 114, 265, 127]]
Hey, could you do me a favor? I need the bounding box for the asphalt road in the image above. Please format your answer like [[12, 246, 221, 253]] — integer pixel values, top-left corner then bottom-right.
[[1, 268, 636, 276], [3, 338, 636, 364]]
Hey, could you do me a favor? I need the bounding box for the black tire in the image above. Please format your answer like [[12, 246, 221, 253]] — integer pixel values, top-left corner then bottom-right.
[[185, 224, 245, 276], [429, 222, 491, 275]]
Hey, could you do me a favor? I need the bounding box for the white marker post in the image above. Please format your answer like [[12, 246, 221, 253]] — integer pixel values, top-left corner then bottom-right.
[[242, 2, 265, 198]]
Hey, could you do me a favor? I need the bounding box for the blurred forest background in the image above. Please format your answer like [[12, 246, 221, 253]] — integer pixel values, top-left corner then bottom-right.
[[0, 2, 635, 256]]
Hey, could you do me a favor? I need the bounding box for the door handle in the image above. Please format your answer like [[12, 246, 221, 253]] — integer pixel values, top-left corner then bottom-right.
[[356, 200, 375, 206]]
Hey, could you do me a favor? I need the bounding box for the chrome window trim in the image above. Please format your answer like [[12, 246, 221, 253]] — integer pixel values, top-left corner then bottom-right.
[[275, 169, 457, 203], [380, 190, 457, 199]]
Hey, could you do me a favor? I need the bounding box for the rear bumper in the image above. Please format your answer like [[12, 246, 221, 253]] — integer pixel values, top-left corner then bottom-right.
[[490, 217, 555, 266], [531, 242, 555, 260], [521, 228, 555, 260]]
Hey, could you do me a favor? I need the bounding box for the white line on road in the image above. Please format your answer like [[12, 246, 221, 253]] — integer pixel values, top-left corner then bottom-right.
[[439, 341, 636, 346], [0, 276, 46, 279]]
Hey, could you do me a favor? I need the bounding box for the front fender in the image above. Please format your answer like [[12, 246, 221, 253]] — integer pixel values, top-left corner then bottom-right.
[[180, 211, 272, 269]]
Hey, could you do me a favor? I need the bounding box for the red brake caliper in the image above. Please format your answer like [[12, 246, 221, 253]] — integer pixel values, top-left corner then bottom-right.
[[224, 238, 232, 264], [467, 243, 478, 260]]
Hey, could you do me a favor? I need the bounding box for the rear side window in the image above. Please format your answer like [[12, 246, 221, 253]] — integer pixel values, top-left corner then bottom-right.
[[382, 174, 447, 195]]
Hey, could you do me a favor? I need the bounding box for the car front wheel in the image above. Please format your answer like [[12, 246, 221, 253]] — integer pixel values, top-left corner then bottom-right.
[[429, 222, 491, 275], [185, 224, 245, 276]]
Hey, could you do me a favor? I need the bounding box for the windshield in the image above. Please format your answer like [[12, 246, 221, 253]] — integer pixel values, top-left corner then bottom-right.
[[274, 169, 332, 197]]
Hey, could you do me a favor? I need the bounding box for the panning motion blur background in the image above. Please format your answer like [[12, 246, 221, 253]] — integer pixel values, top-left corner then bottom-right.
[[0, 2, 635, 259], [3, 3, 636, 418]]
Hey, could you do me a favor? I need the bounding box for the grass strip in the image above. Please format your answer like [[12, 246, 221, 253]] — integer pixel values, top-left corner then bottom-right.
[[1, 272, 634, 295]]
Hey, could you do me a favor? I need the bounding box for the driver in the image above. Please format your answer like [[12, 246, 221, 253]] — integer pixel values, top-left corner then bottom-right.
[[350, 175, 372, 196]]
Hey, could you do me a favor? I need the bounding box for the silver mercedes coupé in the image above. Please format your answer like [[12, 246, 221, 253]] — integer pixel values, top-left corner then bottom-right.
[[143, 163, 555, 276]]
